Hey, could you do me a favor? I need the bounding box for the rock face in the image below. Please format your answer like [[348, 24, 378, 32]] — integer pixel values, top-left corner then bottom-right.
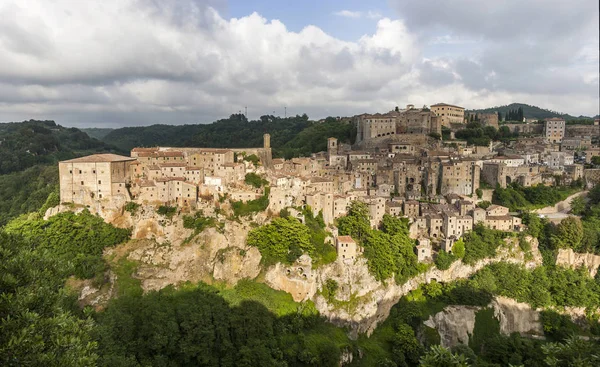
[[492, 296, 543, 337], [425, 297, 544, 348], [268, 236, 542, 337], [82, 205, 263, 298], [73, 202, 547, 338], [424, 306, 479, 348], [126, 223, 262, 291], [556, 248, 600, 277], [265, 255, 317, 301]]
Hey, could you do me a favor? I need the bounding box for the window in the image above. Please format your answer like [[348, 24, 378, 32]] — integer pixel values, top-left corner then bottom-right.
[[98, 180, 102, 184], [69, 170, 72, 174], [81, 181, 84, 185], [92, 170, 96, 174]]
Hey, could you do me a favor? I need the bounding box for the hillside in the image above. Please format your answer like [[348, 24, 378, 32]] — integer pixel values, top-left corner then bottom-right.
[[81, 127, 114, 140], [100, 114, 355, 158], [0, 120, 122, 175], [468, 102, 594, 121], [0, 120, 122, 225]]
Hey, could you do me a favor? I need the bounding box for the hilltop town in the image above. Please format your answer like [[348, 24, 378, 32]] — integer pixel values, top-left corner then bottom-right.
[[58, 103, 600, 263]]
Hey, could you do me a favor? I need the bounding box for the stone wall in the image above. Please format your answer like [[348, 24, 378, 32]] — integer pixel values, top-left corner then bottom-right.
[[584, 169, 600, 189], [565, 124, 600, 138]]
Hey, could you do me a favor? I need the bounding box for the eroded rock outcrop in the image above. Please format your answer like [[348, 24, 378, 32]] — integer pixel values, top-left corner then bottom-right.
[[492, 296, 544, 337], [276, 236, 543, 337], [556, 248, 600, 277], [426, 296, 544, 348], [424, 306, 479, 348], [74, 204, 545, 338]]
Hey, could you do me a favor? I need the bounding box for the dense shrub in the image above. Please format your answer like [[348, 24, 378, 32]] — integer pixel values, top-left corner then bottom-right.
[[247, 217, 313, 265], [462, 224, 506, 264], [95, 283, 351, 367], [434, 250, 456, 270], [4, 210, 130, 279], [231, 188, 270, 217], [244, 172, 267, 188], [157, 205, 177, 218], [338, 203, 423, 283], [493, 183, 581, 211]]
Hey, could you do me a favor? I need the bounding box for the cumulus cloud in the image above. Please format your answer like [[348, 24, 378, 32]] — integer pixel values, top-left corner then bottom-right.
[[391, 0, 599, 114], [0, 0, 597, 127]]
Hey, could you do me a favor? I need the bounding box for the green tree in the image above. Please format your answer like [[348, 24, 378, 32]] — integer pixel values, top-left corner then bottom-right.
[[0, 232, 98, 366], [244, 172, 267, 188], [4, 210, 130, 280], [337, 201, 371, 242], [553, 216, 583, 249], [246, 217, 313, 265], [379, 214, 409, 237], [435, 250, 456, 270], [541, 335, 600, 366], [452, 239, 466, 259], [419, 345, 469, 367], [570, 196, 585, 215]]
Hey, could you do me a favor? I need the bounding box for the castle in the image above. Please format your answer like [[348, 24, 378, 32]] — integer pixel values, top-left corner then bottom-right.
[[354, 104, 443, 145]]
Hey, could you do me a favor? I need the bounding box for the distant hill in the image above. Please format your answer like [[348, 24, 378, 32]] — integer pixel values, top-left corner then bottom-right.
[[468, 103, 594, 121], [100, 114, 355, 159], [0, 120, 123, 175], [81, 127, 114, 140], [0, 120, 122, 225]]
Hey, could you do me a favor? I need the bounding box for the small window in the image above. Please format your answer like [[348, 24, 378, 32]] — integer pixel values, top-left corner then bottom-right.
[[92, 170, 96, 174], [81, 181, 84, 185], [69, 170, 72, 174], [99, 194, 103, 198], [98, 180, 102, 184]]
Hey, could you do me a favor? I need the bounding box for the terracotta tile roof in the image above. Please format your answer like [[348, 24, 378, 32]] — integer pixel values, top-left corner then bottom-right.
[[61, 153, 135, 163], [337, 235, 356, 244]]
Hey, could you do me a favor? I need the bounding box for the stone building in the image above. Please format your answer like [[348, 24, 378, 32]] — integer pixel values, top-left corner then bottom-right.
[[431, 103, 465, 127], [545, 117, 566, 143], [467, 112, 499, 129], [59, 153, 136, 206], [354, 106, 441, 144], [416, 238, 432, 262], [438, 159, 480, 196], [336, 235, 359, 263]]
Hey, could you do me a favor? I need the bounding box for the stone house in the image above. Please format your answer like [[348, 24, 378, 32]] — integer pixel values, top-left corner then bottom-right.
[[59, 153, 136, 206], [336, 236, 360, 263]]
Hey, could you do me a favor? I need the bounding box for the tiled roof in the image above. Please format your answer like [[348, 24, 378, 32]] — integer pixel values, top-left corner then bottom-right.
[[61, 153, 135, 163]]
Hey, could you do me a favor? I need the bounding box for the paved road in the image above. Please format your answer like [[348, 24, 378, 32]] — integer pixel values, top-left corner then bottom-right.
[[534, 190, 588, 215]]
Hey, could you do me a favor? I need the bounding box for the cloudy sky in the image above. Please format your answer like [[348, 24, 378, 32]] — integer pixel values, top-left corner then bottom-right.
[[0, 0, 598, 127]]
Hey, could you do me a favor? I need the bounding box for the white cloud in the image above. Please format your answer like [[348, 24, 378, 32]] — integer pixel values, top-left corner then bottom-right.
[[0, 0, 597, 127], [366, 11, 383, 20], [333, 10, 362, 18]]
